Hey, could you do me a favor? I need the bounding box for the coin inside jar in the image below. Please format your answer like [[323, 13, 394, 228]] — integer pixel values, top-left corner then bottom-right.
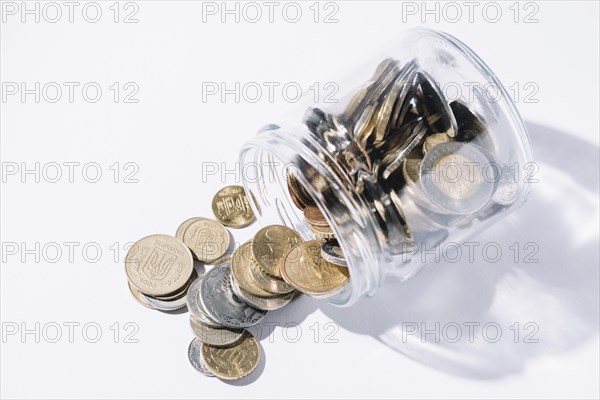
[[303, 204, 329, 227], [211, 185, 255, 228], [321, 240, 347, 267]]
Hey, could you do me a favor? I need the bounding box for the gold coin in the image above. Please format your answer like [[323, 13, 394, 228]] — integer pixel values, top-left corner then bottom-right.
[[252, 225, 303, 278], [303, 204, 329, 227], [125, 234, 194, 297], [151, 269, 197, 301], [200, 332, 260, 380], [310, 224, 336, 239], [423, 133, 451, 155], [176, 217, 206, 241], [182, 219, 230, 263], [286, 169, 313, 210], [231, 243, 273, 298], [212, 186, 255, 228], [282, 240, 349, 296]]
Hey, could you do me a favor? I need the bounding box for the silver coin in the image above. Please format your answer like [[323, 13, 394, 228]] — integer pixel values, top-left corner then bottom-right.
[[382, 120, 428, 180], [420, 141, 496, 214], [189, 315, 243, 347], [141, 291, 187, 311], [187, 338, 215, 377], [186, 277, 221, 328], [321, 241, 347, 267], [229, 273, 295, 311], [200, 264, 267, 329]]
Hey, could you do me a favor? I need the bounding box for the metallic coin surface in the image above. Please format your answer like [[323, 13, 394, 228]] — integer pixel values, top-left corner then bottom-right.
[[231, 243, 273, 297], [252, 225, 303, 278], [175, 217, 206, 241], [321, 240, 347, 267], [188, 338, 215, 377], [127, 282, 155, 309], [125, 234, 194, 297], [142, 290, 187, 311], [182, 219, 230, 263], [420, 141, 496, 214], [303, 204, 329, 227], [200, 333, 260, 381], [230, 273, 295, 311], [310, 224, 336, 240], [186, 277, 221, 328], [200, 264, 267, 329], [423, 132, 451, 155], [212, 186, 255, 228], [248, 252, 295, 295], [282, 240, 350, 295], [189, 315, 244, 347], [286, 169, 313, 210]]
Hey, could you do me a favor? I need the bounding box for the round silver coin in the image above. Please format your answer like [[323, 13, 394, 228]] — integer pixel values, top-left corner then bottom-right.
[[200, 264, 267, 329], [321, 241, 347, 267], [420, 141, 496, 214], [186, 277, 221, 328], [141, 292, 187, 311], [229, 273, 295, 311], [187, 338, 215, 377], [189, 315, 243, 347]]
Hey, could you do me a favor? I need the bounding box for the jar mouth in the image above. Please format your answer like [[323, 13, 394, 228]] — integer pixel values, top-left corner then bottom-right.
[[240, 124, 384, 307]]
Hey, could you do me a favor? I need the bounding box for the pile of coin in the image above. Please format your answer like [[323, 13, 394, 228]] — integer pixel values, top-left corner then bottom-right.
[[299, 57, 516, 253], [125, 183, 353, 380]]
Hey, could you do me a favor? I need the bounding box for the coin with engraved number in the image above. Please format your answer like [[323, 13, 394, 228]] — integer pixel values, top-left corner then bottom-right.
[[321, 240, 347, 267], [182, 219, 230, 263], [189, 315, 244, 347], [200, 332, 260, 381], [229, 273, 295, 311], [231, 243, 273, 298], [200, 264, 267, 329], [188, 338, 215, 377], [252, 225, 303, 278], [125, 234, 194, 297], [186, 277, 221, 328], [212, 186, 255, 228], [282, 240, 350, 296]]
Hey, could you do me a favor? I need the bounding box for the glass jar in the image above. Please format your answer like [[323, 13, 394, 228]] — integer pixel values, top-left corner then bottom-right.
[[239, 28, 532, 307]]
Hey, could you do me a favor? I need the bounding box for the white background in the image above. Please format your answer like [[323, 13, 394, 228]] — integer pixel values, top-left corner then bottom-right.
[[1, 1, 599, 399]]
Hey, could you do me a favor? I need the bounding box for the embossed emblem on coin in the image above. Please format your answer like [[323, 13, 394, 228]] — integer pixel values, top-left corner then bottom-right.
[[212, 186, 255, 228]]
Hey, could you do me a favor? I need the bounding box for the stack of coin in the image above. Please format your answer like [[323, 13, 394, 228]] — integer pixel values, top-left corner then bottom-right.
[[125, 234, 197, 311]]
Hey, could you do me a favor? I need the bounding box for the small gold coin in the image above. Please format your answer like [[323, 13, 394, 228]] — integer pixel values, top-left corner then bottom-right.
[[423, 132, 451, 155], [303, 204, 329, 227], [231, 243, 273, 298], [200, 332, 260, 381], [252, 225, 303, 278], [286, 169, 313, 210], [125, 234, 194, 297], [182, 219, 230, 263], [176, 217, 206, 241], [212, 186, 255, 228], [282, 240, 349, 296]]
